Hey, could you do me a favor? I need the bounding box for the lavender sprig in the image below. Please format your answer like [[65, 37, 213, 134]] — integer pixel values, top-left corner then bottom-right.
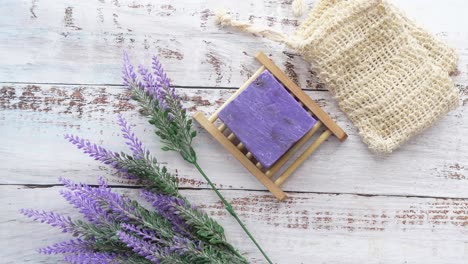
[[116, 231, 162, 263], [117, 114, 145, 158], [38, 239, 91, 255], [60, 177, 175, 240], [123, 53, 272, 264], [65, 135, 119, 166], [65, 133, 179, 196], [139, 190, 191, 236], [20, 208, 129, 254], [22, 52, 252, 263], [22, 177, 247, 263], [65, 116, 246, 262], [19, 209, 75, 233], [123, 53, 196, 163]]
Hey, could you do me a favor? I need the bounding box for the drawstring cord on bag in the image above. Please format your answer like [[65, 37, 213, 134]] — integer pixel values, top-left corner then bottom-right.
[[215, 10, 307, 51], [292, 0, 306, 17], [215, 10, 290, 43]]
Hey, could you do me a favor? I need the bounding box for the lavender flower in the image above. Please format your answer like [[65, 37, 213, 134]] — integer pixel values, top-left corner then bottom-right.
[[118, 226, 226, 264], [123, 54, 166, 110], [120, 223, 202, 262], [137, 64, 160, 101], [122, 53, 196, 162], [20, 209, 75, 233], [122, 52, 137, 87], [123, 53, 271, 263], [121, 224, 196, 254], [117, 231, 161, 263], [151, 55, 170, 90], [21, 178, 178, 263], [22, 176, 247, 263], [38, 239, 92, 255], [59, 177, 116, 225], [66, 115, 183, 196], [117, 114, 145, 158], [62, 177, 173, 238], [120, 223, 162, 244], [140, 190, 190, 236], [65, 135, 119, 166], [21, 54, 250, 263]]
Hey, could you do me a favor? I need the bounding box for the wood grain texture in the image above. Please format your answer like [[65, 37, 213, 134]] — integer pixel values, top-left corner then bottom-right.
[[1, 0, 468, 263], [2, 186, 468, 264], [0, 0, 467, 88], [274, 129, 332, 187], [1, 83, 467, 199]]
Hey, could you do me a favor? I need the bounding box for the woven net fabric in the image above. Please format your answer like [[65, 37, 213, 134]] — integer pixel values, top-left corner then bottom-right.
[[216, 0, 460, 153], [293, 0, 459, 153]]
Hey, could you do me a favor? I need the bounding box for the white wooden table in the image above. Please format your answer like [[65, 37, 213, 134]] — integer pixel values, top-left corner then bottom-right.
[[1, 0, 467, 263]]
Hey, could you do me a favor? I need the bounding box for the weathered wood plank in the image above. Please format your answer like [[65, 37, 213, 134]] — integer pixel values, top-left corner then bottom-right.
[[1, 186, 467, 263], [2, 1, 468, 263], [1, 84, 467, 198], [0, 0, 466, 87]]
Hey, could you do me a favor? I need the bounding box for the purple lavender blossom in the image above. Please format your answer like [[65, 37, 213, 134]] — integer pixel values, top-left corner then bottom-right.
[[59, 181, 115, 225], [63, 251, 121, 264], [64, 118, 181, 191], [169, 235, 197, 255], [152, 56, 179, 110], [140, 190, 189, 235], [121, 223, 164, 244], [38, 239, 92, 255], [151, 55, 170, 90], [59, 177, 136, 223], [117, 231, 161, 263], [120, 223, 195, 257], [60, 189, 111, 224], [123, 53, 182, 112], [59, 177, 175, 238], [122, 52, 138, 87], [64, 134, 138, 180], [117, 114, 146, 158], [65, 134, 119, 166], [137, 64, 159, 98], [20, 209, 75, 233], [151, 55, 179, 106]]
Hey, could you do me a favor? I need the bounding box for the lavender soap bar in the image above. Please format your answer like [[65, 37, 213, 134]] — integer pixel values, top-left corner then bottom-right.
[[218, 70, 316, 169]]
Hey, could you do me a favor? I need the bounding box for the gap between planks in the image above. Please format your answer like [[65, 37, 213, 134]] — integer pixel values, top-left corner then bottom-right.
[[4, 183, 468, 200], [0, 82, 330, 92]]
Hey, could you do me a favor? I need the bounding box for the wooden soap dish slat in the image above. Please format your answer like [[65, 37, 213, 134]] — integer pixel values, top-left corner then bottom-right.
[[209, 65, 266, 123], [265, 121, 323, 178], [274, 129, 332, 186], [255, 52, 347, 142], [193, 52, 347, 201], [193, 112, 288, 201]]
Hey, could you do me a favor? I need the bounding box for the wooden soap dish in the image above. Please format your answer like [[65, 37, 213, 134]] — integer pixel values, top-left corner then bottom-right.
[[193, 52, 347, 201]]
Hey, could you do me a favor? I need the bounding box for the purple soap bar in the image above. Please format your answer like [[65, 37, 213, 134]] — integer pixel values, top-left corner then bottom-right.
[[218, 70, 316, 169]]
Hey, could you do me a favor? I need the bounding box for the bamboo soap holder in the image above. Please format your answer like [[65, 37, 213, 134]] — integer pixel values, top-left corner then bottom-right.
[[193, 52, 347, 201]]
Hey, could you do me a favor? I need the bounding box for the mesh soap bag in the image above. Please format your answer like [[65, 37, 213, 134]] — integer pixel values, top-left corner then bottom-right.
[[216, 0, 460, 153]]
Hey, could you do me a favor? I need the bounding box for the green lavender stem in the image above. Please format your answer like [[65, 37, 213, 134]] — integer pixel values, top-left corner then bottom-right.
[[192, 162, 273, 264], [123, 53, 273, 263], [178, 147, 273, 263]]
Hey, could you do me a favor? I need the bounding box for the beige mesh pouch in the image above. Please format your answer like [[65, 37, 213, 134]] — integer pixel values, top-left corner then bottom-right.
[[216, 0, 459, 153]]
